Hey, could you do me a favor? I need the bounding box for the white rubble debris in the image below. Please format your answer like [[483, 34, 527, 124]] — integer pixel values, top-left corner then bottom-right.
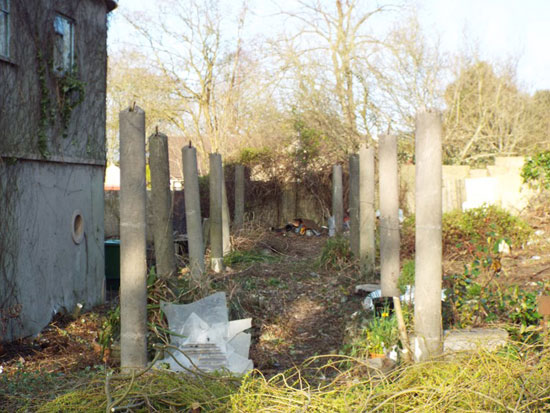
[[497, 239, 510, 255], [155, 292, 253, 375], [362, 285, 446, 311]]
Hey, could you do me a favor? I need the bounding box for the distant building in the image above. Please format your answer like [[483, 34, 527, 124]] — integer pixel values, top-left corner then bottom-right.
[[104, 164, 120, 190], [167, 135, 186, 190], [0, 0, 116, 341]]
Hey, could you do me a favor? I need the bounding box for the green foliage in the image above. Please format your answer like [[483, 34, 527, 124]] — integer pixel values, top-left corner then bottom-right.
[[292, 117, 323, 166], [522, 151, 550, 190], [318, 236, 352, 269], [341, 303, 410, 360], [398, 259, 415, 293], [444, 255, 550, 338], [402, 205, 532, 258], [57, 68, 85, 138], [443, 205, 532, 255], [97, 305, 120, 355], [238, 147, 274, 166], [35, 50, 85, 155], [364, 312, 399, 354], [97, 265, 159, 355]]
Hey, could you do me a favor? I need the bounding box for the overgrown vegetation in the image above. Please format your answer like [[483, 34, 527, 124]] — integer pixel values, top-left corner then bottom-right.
[[402, 204, 533, 257], [4, 206, 550, 411], [34, 344, 550, 412], [318, 236, 353, 269], [522, 151, 550, 190]]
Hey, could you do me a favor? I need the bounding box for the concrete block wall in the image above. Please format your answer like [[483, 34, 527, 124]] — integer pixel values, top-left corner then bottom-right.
[[105, 157, 534, 240], [400, 157, 535, 215]]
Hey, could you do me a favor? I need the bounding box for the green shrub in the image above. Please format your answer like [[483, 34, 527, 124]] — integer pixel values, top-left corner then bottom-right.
[[442, 204, 531, 254], [318, 236, 352, 269], [402, 205, 532, 258], [444, 258, 550, 337], [522, 151, 550, 190]]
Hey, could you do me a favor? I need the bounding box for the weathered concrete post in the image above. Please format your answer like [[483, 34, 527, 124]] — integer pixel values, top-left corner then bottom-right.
[[414, 110, 443, 361], [359, 145, 376, 279], [149, 131, 176, 279], [221, 170, 231, 256], [234, 164, 245, 230], [119, 106, 147, 370], [332, 164, 344, 234], [349, 154, 360, 256], [209, 153, 224, 272], [280, 181, 297, 225], [182, 144, 205, 282], [379, 135, 401, 297]]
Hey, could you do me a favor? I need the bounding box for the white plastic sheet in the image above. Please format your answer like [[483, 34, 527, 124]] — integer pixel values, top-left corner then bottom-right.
[[156, 292, 253, 374]]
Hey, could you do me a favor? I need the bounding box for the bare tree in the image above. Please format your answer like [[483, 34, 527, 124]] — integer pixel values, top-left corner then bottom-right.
[[443, 59, 531, 164], [368, 12, 448, 133], [122, 0, 253, 166], [106, 51, 181, 164], [278, 0, 394, 147]]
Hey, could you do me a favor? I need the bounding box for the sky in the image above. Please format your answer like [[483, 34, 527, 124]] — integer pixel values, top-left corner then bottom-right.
[[414, 0, 550, 92], [107, 0, 550, 93]]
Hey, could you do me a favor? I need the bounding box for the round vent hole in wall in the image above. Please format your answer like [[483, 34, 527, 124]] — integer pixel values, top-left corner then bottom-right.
[[72, 210, 85, 244]]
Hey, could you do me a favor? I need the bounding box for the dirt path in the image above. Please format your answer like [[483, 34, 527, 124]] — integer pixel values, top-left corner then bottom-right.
[[215, 233, 365, 375]]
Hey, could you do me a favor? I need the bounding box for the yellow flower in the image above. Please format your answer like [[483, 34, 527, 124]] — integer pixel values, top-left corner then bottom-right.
[[381, 312, 389, 318]]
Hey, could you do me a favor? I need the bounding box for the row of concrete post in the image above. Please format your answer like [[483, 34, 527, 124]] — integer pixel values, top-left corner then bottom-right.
[[118, 106, 246, 371], [332, 111, 443, 361], [119, 105, 443, 369]]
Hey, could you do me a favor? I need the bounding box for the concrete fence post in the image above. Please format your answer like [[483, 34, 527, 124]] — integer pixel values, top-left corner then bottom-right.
[[149, 131, 176, 280], [234, 164, 245, 230], [360, 145, 376, 279], [182, 145, 205, 282], [379, 135, 400, 297], [221, 169, 231, 255], [414, 110, 443, 361], [280, 181, 297, 225], [119, 106, 147, 371], [349, 154, 360, 256], [209, 153, 224, 272], [332, 164, 344, 234]]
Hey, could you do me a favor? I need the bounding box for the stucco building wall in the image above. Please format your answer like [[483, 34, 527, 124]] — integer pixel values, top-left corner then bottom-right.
[[0, 0, 114, 341]]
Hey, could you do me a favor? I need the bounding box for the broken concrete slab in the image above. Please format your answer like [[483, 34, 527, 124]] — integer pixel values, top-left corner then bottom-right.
[[443, 328, 509, 352], [355, 284, 381, 294]]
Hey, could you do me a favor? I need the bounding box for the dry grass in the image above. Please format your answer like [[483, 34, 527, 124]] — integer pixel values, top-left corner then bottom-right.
[[36, 341, 550, 412]]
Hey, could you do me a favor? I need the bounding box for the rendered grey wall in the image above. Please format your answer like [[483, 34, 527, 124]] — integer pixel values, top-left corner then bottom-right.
[[2, 160, 104, 340], [0, 0, 111, 342]]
